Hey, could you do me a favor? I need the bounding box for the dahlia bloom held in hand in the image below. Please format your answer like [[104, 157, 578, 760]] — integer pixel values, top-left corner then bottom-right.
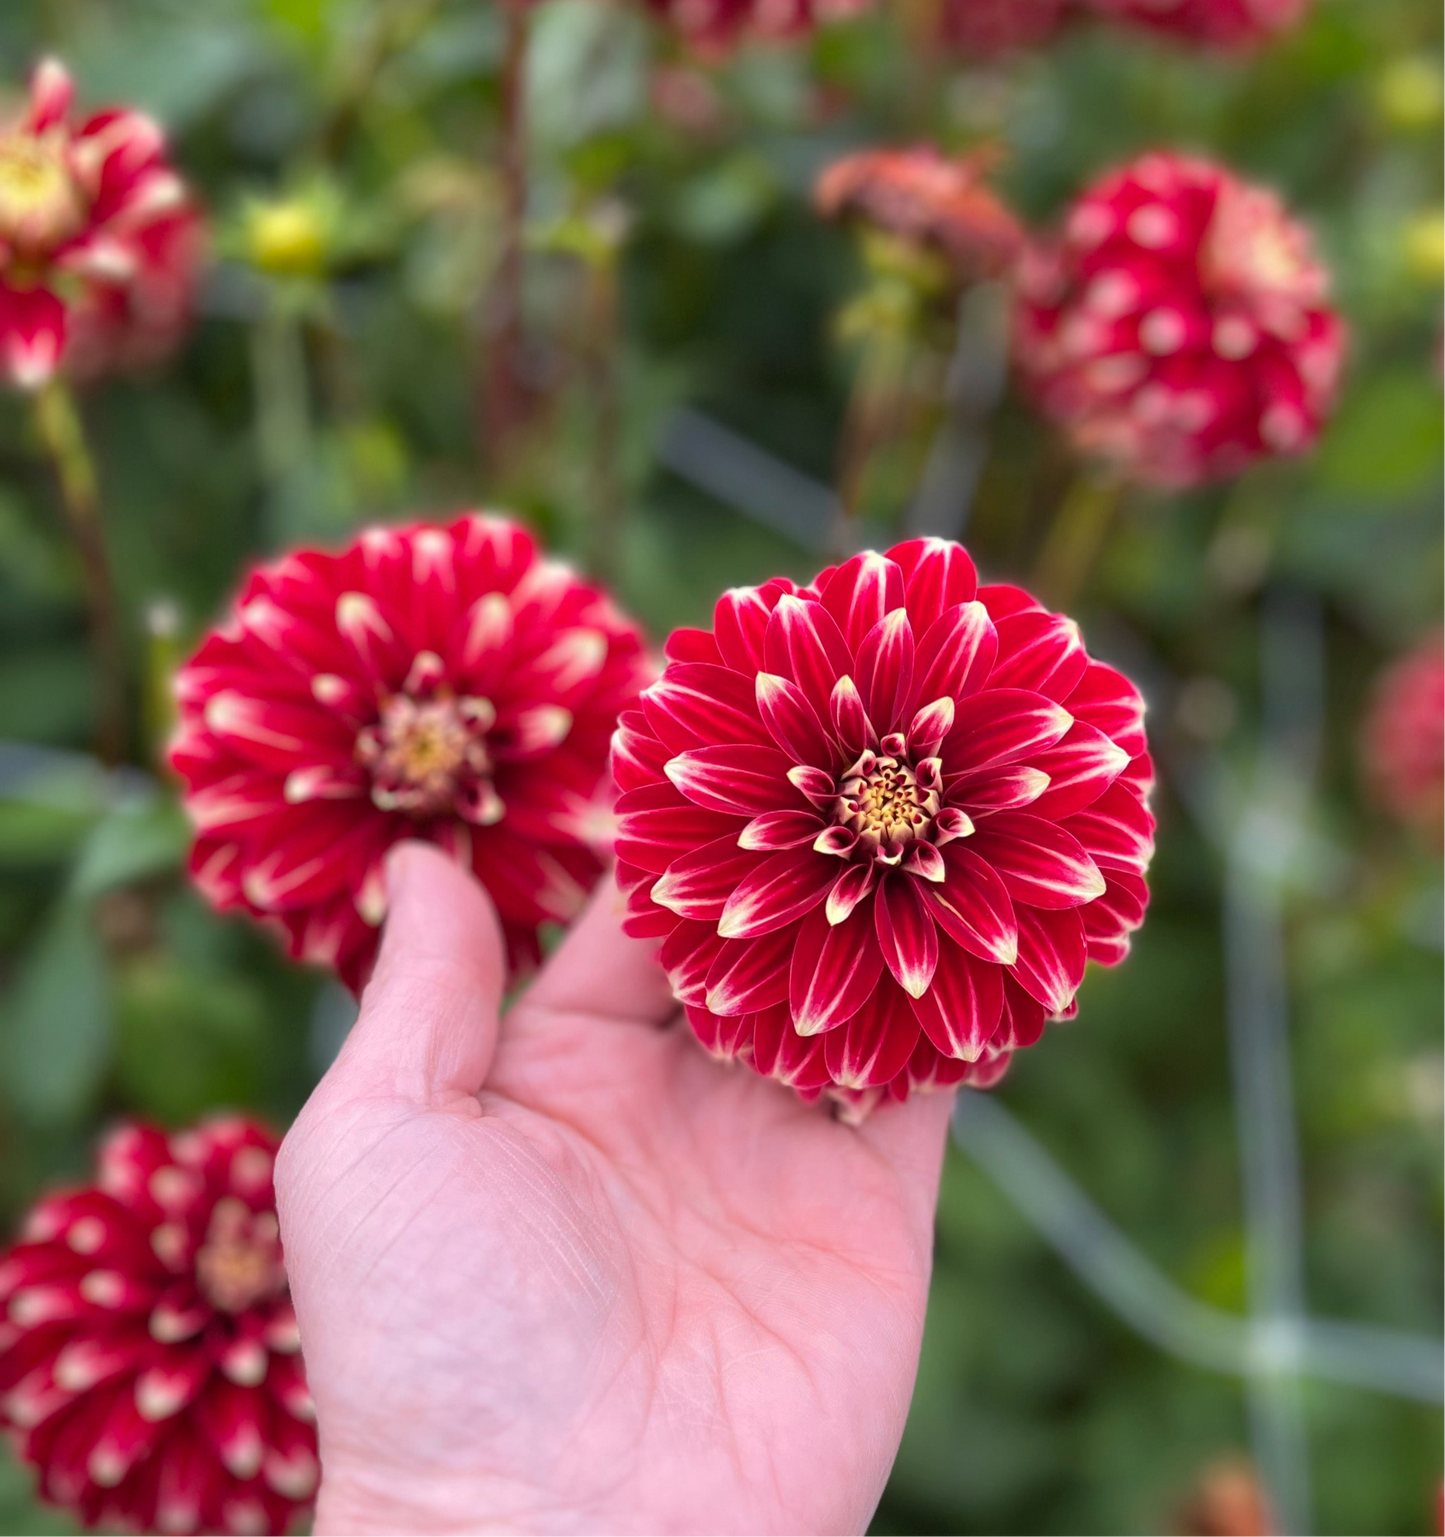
[[614, 540, 1154, 1112], [646, 0, 872, 49], [171, 513, 649, 991], [1015, 152, 1345, 487], [815, 145, 1025, 288], [1091, 0, 1309, 49], [0, 1118, 315, 1536], [1362, 633, 1444, 841], [0, 58, 202, 387]]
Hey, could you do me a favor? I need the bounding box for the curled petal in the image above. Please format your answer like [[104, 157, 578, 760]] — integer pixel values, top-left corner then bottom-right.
[[665, 744, 801, 815], [874, 875, 939, 998], [755, 672, 835, 767], [908, 696, 955, 754], [717, 847, 838, 939], [819, 552, 906, 652], [738, 809, 825, 851], [787, 762, 837, 808], [829, 675, 875, 756], [912, 602, 997, 708], [888, 537, 978, 625], [825, 861, 877, 924], [763, 594, 853, 717], [714, 586, 775, 672], [855, 610, 915, 735], [946, 763, 1050, 816]]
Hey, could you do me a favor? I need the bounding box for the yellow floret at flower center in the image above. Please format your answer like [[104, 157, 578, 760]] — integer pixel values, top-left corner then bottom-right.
[[195, 1198, 286, 1314], [355, 690, 494, 819], [839, 755, 939, 850], [0, 133, 83, 248]]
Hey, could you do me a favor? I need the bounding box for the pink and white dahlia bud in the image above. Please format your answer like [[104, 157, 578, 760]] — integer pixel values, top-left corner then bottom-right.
[[645, 0, 873, 49], [0, 58, 203, 387], [613, 540, 1154, 1114], [815, 145, 1025, 287], [1091, 0, 1310, 49], [1362, 634, 1444, 840], [934, 0, 1074, 56], [1014, 152, 1345, 487], [170, 514, 651, 992], [0, 1117, 316, 1536]]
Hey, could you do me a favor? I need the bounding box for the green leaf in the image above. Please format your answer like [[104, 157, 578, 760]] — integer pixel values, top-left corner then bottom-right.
[[69, 798, 190, 901], [1, 899, 113, 1127]]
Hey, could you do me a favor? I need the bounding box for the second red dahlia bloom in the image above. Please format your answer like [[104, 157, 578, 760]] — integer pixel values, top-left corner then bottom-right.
[[0, 1118, 314, 1536], [1091, 0, 1310, 49], [1362, 633, 1444, 841], [1015, 152, 1345, 487], [614, 540, 1153, 1110], [171, 513, 650, 991], [0, 59, 202, 387], [645, 0, 872, 49]]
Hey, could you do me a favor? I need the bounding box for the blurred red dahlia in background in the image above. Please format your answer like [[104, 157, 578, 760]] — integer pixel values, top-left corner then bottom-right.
[[171, 514, 650, 991], [815, 145, 1025, 286], [645, 0, 872, 48], [1091, 0, 1309, 49], [933, 0, 1074, 56], [0, 59, 202, 388], [1014, 151, 1345, 487], [1362, 634, 1444, 841], [0, 1118, 314, 1536], [613, 540, 1153, 1112]]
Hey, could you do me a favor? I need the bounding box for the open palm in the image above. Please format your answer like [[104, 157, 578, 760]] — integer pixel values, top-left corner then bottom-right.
[[276, 843, 955, 1535]]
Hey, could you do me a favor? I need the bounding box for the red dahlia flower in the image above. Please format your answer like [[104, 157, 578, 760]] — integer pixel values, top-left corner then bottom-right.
[[1091, 0, 1309, 49], [0, 59, 202, 387], [1362, 633, 1444, 840], [815, 146, 1025, 286], [170, 514, 649, 991], [1014, 152, 1345, 487], [934, 0, 1074, 56], [613, 540, 1154, 1111], [0, 1118, 314, 1536], [645, 0, 872, 49]]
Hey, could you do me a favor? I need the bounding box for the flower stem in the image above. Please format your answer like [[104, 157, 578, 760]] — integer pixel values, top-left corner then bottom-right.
[[34, 379, 125, 766], [831, 329, 910, 558], [584, 253, 624, 584], [479, 0, 533, 481], [1031, 473, 1121, 608]]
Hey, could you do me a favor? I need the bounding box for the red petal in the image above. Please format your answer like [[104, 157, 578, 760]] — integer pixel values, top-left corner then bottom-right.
[[0, 281, 66, 386], [824, 982, 920, 1089], [611, 714, 670, 792], [334, 589, 409, 688], [664, 627, 722, 665], [912, 601, 997, 707], [755, 672, 836, 767], [825, 861, 877, 924], [874, 875, 939, 998], [855, 609, 915, 734], [738, 809, 826, 850], [829, 674, 875, 755], [763, 594, 853, 717], [714, 586, 774, 672], [1065, 660, 1148, 756], [818, 552, 905, 652], [888, 537, 978, 626], [789, 903, 885, 1035], [918, 842, 1019, 964], [946, 763, 1050, 816], [1083, 868, 1150, 965], [967, 813, 1106, 909], [1059, 782, 1155, 876], [704, 928, 794, 1014], [1029, 721, 1131, 820], [943, 688, 1073, 773], [616, 789, 743, 874], [642, 664, 770, 752], [651, 836, 761, 920], [686, 1003, 753, 1059], [990, 611, 1089, 701], [660, 920, 729, 1005], [978, 581, 1043, 619], [717, 847, 837, 939], [908, 943, 1005, 1059], [202, 692, 353, 773], [1009, 905, 1087, 1014], [751, 1003, 833, 1088], [665, 744, 801, 815]]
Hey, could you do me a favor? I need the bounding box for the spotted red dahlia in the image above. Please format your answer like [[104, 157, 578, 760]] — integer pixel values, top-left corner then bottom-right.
[[0, 59, 202, 387], [645, 0, 872, 49], [934, 0, 1074, 56], [170, 514, 650, 991], [1091, 0, 1309, 49], [815, 146, 1024, 287], [0, 1118, 314, 1536], [614, 541, 1154, 1111], [1014, 152, 1345, 487], [1362, 633, 1443, 840]]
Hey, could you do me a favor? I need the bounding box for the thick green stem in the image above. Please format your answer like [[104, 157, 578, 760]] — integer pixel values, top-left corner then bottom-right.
[[831, 328, 912, 558], [250, 297, 314, 542], [1031, 474, 1121, 608], [34, 379, 125, 766]]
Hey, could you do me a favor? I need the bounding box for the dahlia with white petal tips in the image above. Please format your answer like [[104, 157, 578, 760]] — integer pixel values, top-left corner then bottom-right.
[[613, 540, 1154, 1111], [0, 59, 202, 387], [170, 514, 650, 991], [0, 1118, 314, 1536], [645, 0, 872, 49], [1363, 634, 1443, 841], [1092, 0, 1309, 49], [1015, 152, 1345, 487]]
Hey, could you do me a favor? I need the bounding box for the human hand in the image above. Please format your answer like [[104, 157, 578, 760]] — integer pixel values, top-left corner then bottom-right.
[[276, 841, 956, 1535]]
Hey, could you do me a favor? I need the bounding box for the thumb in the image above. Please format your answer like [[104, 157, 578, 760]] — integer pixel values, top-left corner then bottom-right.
[[331, 840, 507, 1103]]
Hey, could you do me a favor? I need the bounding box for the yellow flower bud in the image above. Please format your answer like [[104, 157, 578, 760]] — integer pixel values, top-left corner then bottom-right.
[[1403, 209, 1445, 284], [246, 200, 327, 278], [1375, 57, 1443, 132]]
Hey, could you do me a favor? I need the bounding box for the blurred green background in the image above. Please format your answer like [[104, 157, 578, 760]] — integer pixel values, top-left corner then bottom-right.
[[0, 0, 1439, 1532]]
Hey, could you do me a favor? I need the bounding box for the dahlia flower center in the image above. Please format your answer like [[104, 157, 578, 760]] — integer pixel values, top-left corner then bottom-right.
[[836, 748, 941, 856], [355, 666, 499, 822], [194, 1198, 286, 1314], [0, 132, 83, 250]]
